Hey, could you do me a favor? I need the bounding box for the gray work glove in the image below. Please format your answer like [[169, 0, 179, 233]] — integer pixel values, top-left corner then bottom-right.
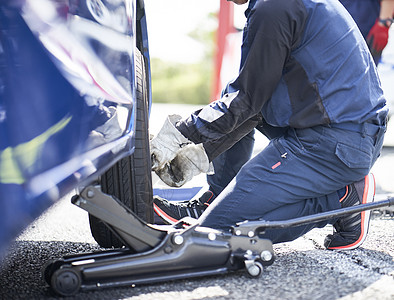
[[155, 144, 214, 187], [150, 114, 191, 171]]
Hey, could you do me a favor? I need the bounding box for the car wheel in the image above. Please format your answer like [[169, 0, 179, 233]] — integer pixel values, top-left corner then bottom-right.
[[88, 48, 153, 248]]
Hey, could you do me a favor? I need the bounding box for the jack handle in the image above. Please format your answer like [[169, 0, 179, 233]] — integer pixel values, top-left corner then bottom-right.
[[232, 196, 394, 237]]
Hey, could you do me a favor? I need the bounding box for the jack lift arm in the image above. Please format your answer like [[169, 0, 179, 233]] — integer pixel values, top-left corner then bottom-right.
[[44, 185, 394, 296]]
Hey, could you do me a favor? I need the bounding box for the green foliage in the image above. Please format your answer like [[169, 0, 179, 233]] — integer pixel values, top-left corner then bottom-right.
[[150, 11, 216, 105], [151, 58, 212, 105]]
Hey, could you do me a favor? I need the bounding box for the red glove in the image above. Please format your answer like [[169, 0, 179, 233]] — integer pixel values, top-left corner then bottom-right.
[[366, 19, 390, 59]]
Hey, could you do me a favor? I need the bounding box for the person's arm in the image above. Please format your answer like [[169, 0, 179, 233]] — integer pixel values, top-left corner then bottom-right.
[[366, 0, 394, 61], [176, 0, 305, 145], [379, 0, 394, 24], [151, 0, 306, 187]]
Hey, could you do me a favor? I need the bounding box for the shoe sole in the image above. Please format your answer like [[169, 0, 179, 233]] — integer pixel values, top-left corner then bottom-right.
[[329, 173, 375, 250], [153, 203, 179, 224]]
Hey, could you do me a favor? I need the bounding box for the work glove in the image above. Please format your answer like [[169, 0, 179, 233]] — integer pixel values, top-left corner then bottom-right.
[[155, 144, 213, 187], [366, 19, 391, 62], [150, 114, 191, 171]]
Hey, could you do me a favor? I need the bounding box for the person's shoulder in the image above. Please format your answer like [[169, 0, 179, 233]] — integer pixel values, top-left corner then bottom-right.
[[253, 0, 306, 21], [255, 0, 302, 7], [254, 0, 305, 13]]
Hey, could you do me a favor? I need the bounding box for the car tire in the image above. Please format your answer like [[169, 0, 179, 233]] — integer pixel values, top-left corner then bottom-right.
[[88, 48, 153, 248]]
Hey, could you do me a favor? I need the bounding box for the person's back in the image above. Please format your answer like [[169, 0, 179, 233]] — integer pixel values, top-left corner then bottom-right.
[[258, 0, 385, 129], [177, 0, 386, 139]]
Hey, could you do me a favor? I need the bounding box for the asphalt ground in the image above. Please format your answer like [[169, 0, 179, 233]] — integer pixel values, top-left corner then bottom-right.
[[0, 103, 393, 300]]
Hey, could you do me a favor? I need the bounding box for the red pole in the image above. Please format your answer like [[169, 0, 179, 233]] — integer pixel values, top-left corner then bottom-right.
[[211, 0, 234, 101]]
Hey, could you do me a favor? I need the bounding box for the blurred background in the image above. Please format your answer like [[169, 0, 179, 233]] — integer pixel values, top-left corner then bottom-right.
[[145, 0, 246, 105]]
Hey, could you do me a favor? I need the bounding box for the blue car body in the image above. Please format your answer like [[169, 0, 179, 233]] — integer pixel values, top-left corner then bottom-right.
[[0, 0, 151, 254]]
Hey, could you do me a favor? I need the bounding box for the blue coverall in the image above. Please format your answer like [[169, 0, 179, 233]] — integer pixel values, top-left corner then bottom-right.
[[176, 0, 388, 243], [208, 0, 383, 200]]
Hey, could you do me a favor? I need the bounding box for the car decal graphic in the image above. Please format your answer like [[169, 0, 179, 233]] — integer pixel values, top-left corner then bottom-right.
[[0, 116, 72, 184]]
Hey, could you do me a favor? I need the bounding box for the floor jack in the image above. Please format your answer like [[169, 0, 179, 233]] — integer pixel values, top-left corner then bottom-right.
[[43, 185, 394, 296]]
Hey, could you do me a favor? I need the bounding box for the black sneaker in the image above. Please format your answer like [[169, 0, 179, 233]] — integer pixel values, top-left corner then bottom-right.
[[324, 173, 375, 250], [153, 190, 215, 224]]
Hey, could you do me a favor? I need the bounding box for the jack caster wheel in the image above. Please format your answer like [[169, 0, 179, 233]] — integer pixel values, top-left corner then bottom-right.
[[42, 259, 65, 285], [50, 267, 81, 296], [245, 260, 264, 278]]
